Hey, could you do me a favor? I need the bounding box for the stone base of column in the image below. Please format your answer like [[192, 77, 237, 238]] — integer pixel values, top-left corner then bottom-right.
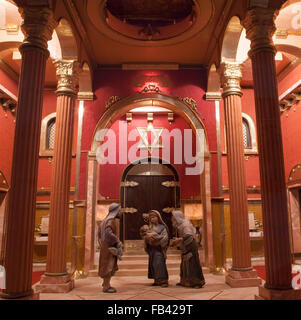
[[0, 290, 40, 300], [35, 274, 74, 293], [226, 269, 262, 287], [255, 285, 301, 300]]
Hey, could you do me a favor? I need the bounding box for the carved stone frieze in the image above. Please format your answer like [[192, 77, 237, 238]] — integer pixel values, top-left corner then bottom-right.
[[179, 97, 197, 110], [105, 96, 121, 109]]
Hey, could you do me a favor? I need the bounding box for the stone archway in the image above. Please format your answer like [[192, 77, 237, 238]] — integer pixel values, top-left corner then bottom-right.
[[84, 93, 215, 273]]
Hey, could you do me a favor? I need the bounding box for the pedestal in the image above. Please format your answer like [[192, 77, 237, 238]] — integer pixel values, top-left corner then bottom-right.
[[35, 274, 74, 294], [226, 269, 262, 288], [255, 286, 301, 300]]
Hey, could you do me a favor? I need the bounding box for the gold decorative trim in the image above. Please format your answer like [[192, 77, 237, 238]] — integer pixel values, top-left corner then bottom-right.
[[77, 92, 94, 101], [120, 181, 139, 187], [220, 62, 242, 98], [6, 24, 19, 35], [120, 207, 138, 214], [55, 60, 79, 95], [178, 97, 197, 110], [162, 181, 180, 188], [206, 92, 222, 101], [105, 96, 121, 109]]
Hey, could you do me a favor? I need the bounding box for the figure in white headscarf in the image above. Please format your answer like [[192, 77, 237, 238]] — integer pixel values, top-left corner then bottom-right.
[[171, 210, 205, 288]]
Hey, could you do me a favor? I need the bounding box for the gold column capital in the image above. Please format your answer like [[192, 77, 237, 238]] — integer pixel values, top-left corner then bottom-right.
[[19, 6, 57, 53], [242, 7, 278, 57], [54, 59, 79, 96], [220, 62, 242, 98]]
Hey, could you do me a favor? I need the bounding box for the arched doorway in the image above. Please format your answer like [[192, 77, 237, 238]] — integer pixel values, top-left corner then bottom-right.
[[120, 158, 180, 241], [84, 93, 214, 272]]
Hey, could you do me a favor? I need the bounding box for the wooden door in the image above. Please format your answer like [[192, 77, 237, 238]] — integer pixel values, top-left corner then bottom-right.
[[122, 174, 178, 240]]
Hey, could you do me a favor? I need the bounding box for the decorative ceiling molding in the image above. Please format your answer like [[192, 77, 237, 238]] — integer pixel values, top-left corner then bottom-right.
[[206, 0, 234, 68], [87, 0, 215, 47], [63, 0, 96, 67]]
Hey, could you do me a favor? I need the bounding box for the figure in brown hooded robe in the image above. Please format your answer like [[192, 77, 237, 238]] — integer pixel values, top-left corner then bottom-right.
[[171, 210, 205, 288], [98, 203, 122, 293], [143, 210, 169, 287]]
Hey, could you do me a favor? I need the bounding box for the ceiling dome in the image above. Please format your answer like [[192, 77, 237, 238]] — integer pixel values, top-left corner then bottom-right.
[[105, 0, 195, 41], [106, 0, 194, 27]]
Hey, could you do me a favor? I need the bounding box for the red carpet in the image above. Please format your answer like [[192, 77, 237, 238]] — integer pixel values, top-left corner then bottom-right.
[[253, 265, 297, 281], [0, 271, 44, 292]]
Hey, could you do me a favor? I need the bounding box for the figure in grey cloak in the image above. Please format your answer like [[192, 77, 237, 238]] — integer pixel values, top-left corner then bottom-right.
[[171, 210, 205, 288], [143, 210, 169, 287], [98, 203, 123, 293]]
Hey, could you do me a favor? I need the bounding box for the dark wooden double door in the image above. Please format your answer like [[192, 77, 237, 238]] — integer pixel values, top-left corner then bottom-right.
[[121, 174, 179, 240]]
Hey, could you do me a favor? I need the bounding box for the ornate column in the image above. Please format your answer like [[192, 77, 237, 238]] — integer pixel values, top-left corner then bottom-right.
[[0, 7, 57, 299], [243, 7, 301, 300], [221, 62, 261, 287], [36, 60, 79, 293]]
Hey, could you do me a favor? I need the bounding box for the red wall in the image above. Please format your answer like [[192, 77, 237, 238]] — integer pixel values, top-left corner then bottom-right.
[[98, 114, 200, 200], [0, 69, 18, 184], [79, 69, 218, 200], [279, 65, 301, 182]]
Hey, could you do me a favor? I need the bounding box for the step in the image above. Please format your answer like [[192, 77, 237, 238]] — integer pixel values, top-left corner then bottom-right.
[[118, 261, 181, 269], [121, 254, 181, 261], [89, 266, 210, 277], [123, 249, 181, 255]]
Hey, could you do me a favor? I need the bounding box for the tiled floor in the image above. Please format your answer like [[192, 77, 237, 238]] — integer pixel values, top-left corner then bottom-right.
[[36, 274, 260, 300]]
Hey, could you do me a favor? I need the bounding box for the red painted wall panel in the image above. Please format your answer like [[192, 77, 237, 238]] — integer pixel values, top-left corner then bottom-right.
[[0, 70, 18, 184], [79, 69, 218, 200], [279, 65, 301, 182], [98, 114, 201, 200]]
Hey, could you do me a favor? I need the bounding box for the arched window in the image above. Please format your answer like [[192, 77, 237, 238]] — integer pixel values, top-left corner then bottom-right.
[[242, 113, 257, 154], [224, 113, 257, 154], [46, 118, 56, 150], [40, 113, 56, 157], [242, 118, 251, 149]]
